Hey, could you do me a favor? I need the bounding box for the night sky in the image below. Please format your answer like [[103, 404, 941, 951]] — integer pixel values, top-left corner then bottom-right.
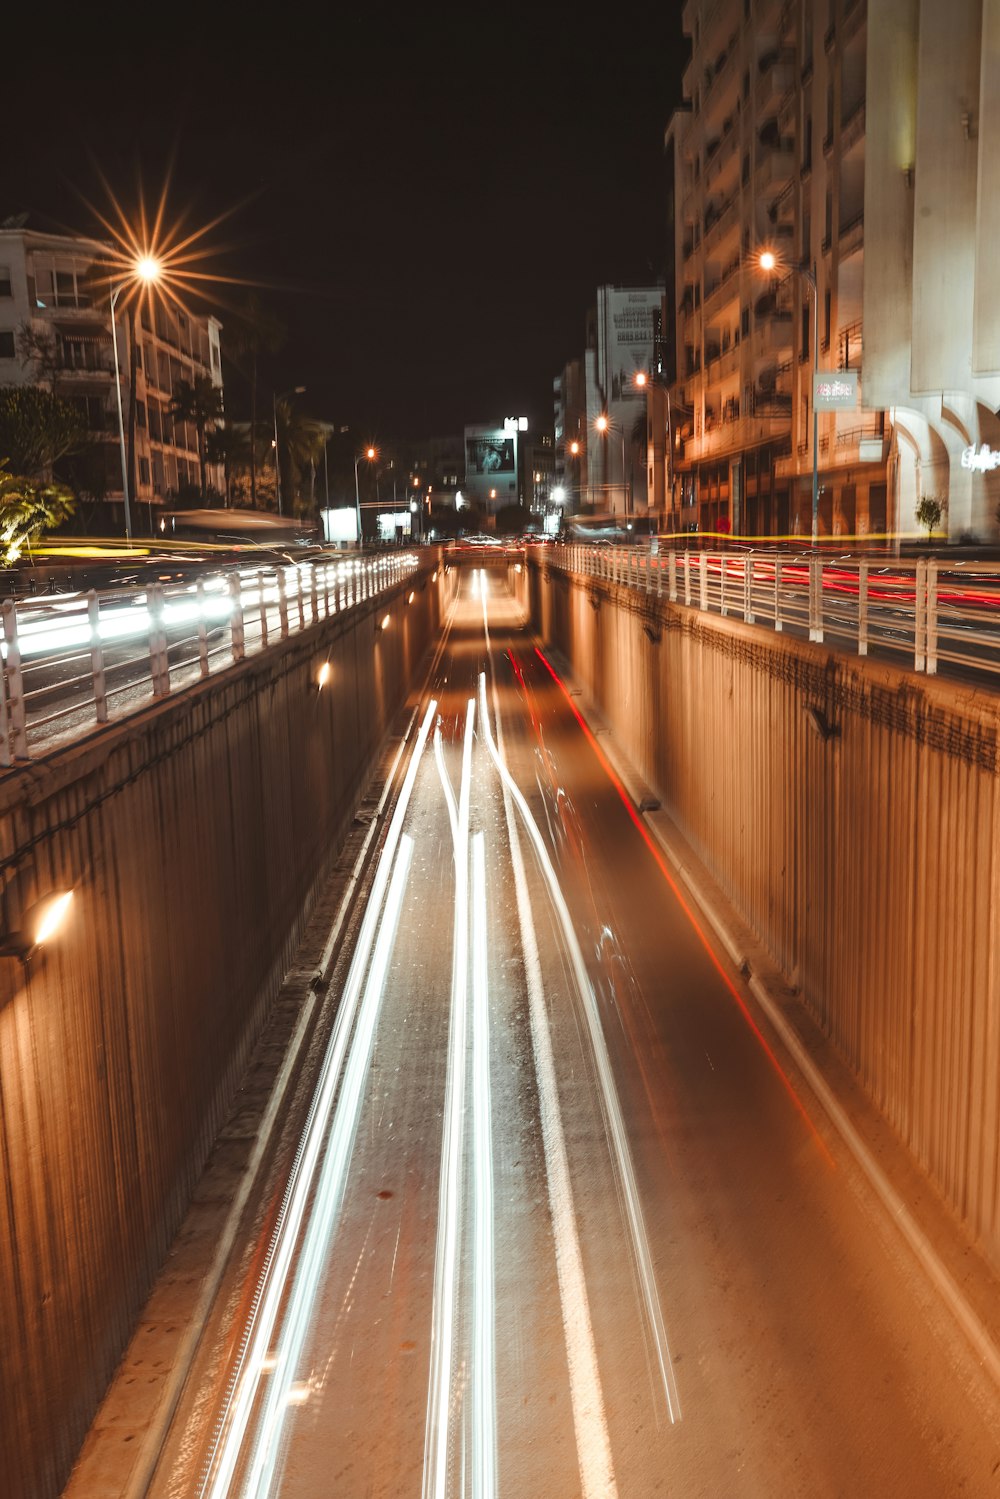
[[2, 5, 688, 444]]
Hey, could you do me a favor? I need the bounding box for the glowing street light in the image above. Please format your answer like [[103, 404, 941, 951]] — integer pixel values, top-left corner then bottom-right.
[[353, 445, 378, 548], [757, 247, 819, 544], [0, 889, 75, 963], [595, 413, 629, 519], [110, 254, 161, 544]]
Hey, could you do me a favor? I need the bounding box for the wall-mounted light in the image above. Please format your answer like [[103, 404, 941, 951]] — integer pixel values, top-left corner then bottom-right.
[[0, 890, 74, 962], [407, 591, 415, 604], [432, 570, 438, 582], [378, 614, 391, 634], [315, 660, 332, 691]]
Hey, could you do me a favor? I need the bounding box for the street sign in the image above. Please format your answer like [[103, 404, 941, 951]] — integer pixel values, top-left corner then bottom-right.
[[813, 370, 858, 410]]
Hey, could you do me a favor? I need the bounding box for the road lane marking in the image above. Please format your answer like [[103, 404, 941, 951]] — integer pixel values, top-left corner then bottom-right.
[[479, 579, 619, 1498], [478, 669, 682, 1428], [424, 697, 476, 1499], [471, 831, 498, 1499], [201, 699, 437, 1498]]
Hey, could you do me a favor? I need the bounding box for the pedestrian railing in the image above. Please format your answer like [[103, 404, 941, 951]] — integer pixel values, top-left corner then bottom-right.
[[548, 545, 1000, 686], [0, 552, 420, 766]]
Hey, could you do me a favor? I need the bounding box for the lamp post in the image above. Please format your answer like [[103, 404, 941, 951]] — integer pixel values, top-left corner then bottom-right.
[[759, 250, 819, 546], [353, 445, 376, 548], [596, 413, 629, 522], [109, 255, 161, 543], [273, 385, 306, 516]]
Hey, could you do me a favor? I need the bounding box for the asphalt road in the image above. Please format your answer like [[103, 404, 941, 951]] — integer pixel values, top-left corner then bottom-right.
[[150, 567, 1000, 1498]]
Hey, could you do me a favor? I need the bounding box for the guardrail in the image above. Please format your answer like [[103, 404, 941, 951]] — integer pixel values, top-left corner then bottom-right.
[[0, 552, 421, 766], [549, 545, 1000, 685]]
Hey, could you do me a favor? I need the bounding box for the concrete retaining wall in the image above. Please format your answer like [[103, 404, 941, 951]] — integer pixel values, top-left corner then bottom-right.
[[0, 561, 448, 1499], [529, 558, 1000, 1267]]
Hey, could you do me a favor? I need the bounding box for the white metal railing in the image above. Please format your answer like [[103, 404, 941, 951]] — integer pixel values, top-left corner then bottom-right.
[[548, 545, 1000, 685], [0, 552, 421, 765]]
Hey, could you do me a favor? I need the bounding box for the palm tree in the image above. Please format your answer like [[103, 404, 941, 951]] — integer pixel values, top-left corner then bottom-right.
[[273, 399, 328, 517], [222, 295, 286, 508], [170, 376, 224, 501]]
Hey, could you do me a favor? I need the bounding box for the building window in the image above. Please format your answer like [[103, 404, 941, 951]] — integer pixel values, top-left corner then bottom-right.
[[0, 267, 11, 297], [741, 306, 750, 338], [139, 457, 151, 486], [801, 303, 811, 361], [136, 399, 147, 428], [823, 289, 831, 348], [802, 115, 812, 172], [0, 331, 15, 359]]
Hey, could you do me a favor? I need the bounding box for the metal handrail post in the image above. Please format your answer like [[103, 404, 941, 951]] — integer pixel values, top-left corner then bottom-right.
[[87, 590, 108, 722], [2, 601, 27, 759], [914, 558, 927, 671]]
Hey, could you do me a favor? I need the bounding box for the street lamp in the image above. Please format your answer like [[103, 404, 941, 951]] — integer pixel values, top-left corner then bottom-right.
[[596, 413, 629, 521], [273, 385, 306, 516], [353, 445, 377, 548], [759, 249, 819, 546], [109, 255, 161, 543]]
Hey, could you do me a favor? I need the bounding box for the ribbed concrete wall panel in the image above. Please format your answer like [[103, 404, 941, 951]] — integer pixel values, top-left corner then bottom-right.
[[532, 562, 1000, 1268], [0, 571, 443, 1499]]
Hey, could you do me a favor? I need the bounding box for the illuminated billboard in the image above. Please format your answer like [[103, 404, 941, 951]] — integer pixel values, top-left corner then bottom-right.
[[466, 435, 515, 475]]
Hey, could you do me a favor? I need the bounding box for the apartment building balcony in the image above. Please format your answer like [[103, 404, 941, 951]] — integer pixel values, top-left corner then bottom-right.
[[755, 52, 796, 116], [756, 142, 796, 194], [751, 313, 794, 361], [841, 100, 866, 156], [702, 193, 740, 258], [839, 211, 864, 259], [703, 257, 742, 320], [838, 319, 863, 370], [703, 339, 742, 385], [686, 413, 790, 464], [843, 0, 867, 46], [817, 423, 888, 466], [702, 40, 741, 131]]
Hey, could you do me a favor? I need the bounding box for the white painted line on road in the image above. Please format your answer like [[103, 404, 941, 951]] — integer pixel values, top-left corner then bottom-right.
[[488, 726, 619, 1498], [478, 669, 682, 1429], [471, 831, 498, 1499], [424, 697, 476, 1499], [201, 699, 437, 1499]]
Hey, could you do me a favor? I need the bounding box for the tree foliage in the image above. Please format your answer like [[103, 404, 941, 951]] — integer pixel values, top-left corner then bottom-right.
[[170, 376, 224, 501], [0, 384, 87, 478], [0, 462, 76, 562], [915, 495, 944, 539]]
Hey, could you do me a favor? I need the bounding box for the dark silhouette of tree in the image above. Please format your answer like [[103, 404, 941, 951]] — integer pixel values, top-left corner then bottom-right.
[[170, 376, 224, 501]]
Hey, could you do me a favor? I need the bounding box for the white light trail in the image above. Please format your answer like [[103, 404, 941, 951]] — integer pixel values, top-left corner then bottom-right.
[[424, 697, 476, 1499], [478, 669, 682, 1428], [244, 834, 415, 1498], [200, 698, 437, 1499], [471, 831, 498, 1499]]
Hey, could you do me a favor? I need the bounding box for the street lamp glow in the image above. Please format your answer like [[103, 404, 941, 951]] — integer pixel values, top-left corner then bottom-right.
[[570, 440, 580, 456], [366, 446, 376, 460], [135, 255, 161, 283], [552, 485, 566, 504], [595, 414, 609, 433], [634, 371, 647, 388], [758, 250, 777, 272]]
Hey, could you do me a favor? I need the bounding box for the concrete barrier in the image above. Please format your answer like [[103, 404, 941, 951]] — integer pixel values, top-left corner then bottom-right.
[[0, 559, 447, 1499], [529, 556, 1000, 1269]]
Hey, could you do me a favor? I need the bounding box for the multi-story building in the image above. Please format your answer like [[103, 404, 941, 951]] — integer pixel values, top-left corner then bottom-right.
[[666, 0, 887, 539], [0, 219, 224, 532], [864, 0, 1000, 541], [554, 283, 663, 520]]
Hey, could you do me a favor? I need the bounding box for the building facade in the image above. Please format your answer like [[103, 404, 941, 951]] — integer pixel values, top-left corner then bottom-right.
[[666, 0, 1000, 544], [0, 222, 224, 531], [666, 0, 886, 539], [864, 0, 1000, 541]]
